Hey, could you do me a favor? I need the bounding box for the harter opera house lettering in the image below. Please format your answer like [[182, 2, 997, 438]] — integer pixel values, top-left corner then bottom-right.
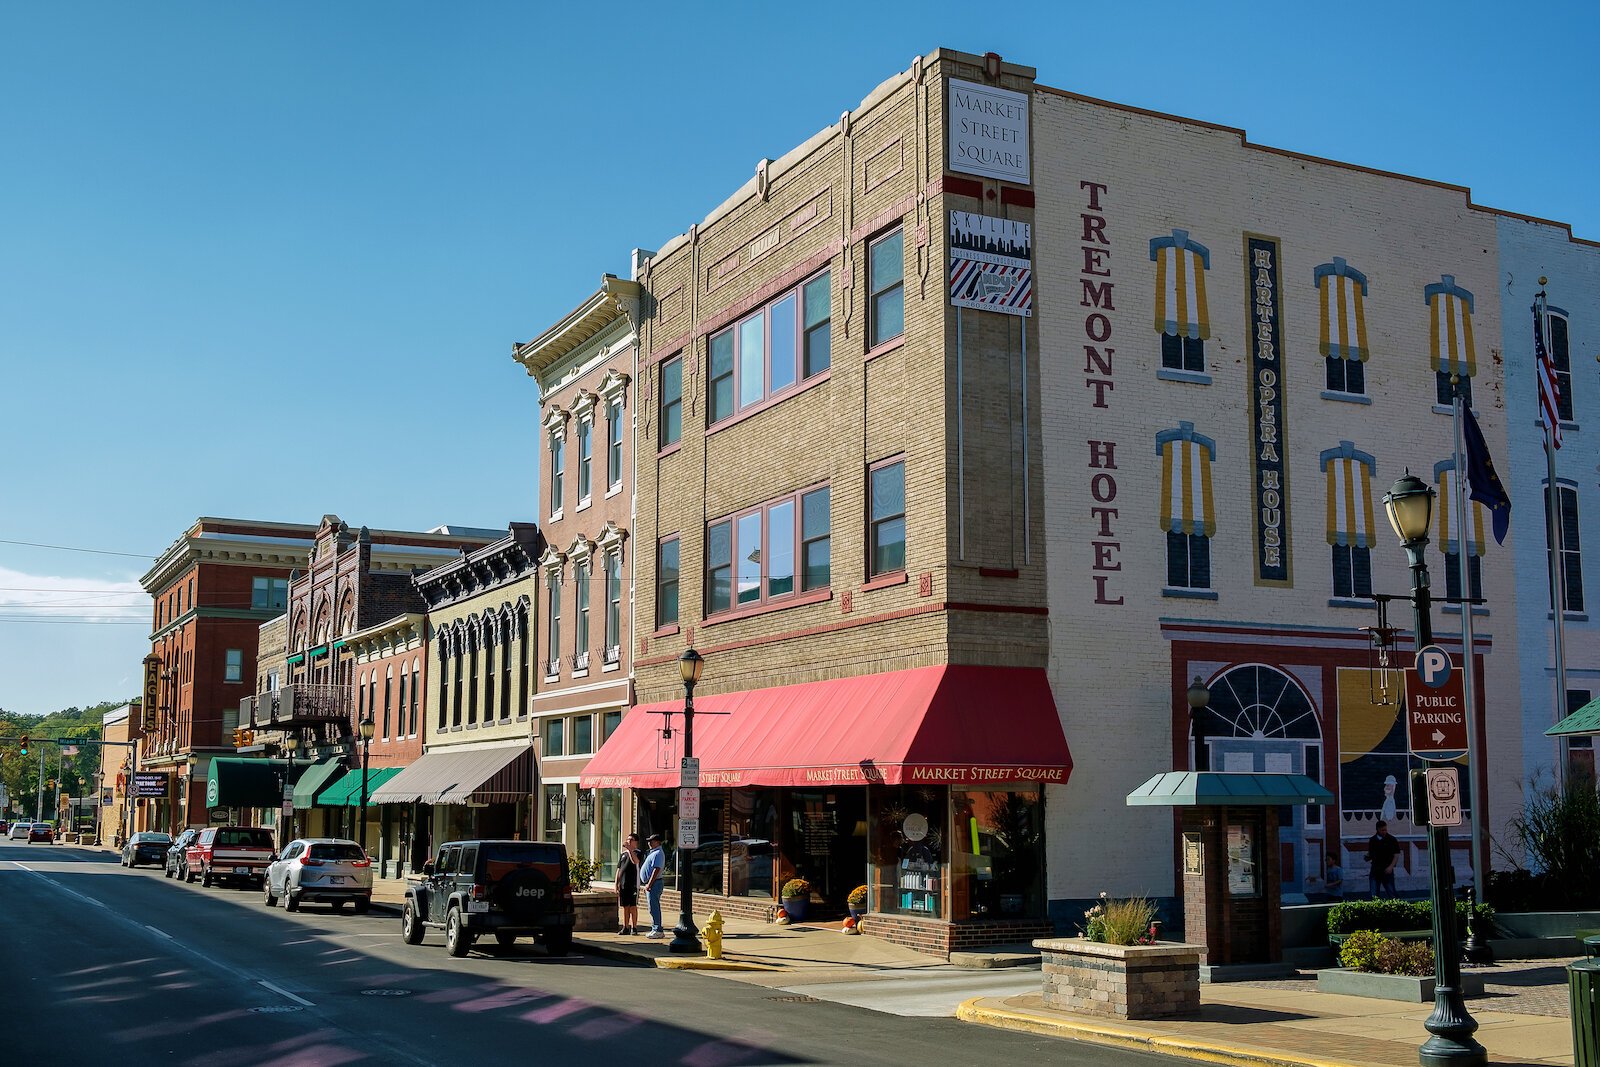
[[1245, 234, 1292, 586]]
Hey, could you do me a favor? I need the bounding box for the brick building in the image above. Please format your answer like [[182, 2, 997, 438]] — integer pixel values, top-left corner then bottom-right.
[[514, 277, 639, 880], [138, 517, 317, 834]]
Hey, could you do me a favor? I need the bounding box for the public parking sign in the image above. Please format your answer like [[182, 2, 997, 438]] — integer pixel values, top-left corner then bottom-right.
[[1405, 644, 1469, 761]]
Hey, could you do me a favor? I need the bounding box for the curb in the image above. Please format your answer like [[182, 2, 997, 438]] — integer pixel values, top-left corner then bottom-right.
[[955, 999, 1358, 1067], [573, 938, 656, 966], [572, 939, 782, 971]]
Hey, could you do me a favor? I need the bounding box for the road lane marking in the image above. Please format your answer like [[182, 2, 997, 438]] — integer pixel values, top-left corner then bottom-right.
[[258, 980, 314, 1007]]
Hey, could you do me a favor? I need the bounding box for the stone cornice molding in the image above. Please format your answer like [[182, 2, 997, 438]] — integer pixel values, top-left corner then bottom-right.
[[566, 536, 596, 568], [539, 546, 567, 578], [542, 406, 569, 438], [569, 389, 599, 420], [595, 521, 628, 561], [598, 369, 631, 406]]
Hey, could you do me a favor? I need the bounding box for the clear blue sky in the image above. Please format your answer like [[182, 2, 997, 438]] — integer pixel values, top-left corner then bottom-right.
[[2, 1, 1594, 714]]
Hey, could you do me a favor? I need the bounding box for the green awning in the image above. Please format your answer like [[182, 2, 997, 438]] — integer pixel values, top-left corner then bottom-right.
[[286, 653, 305, 665], [319, 767, 402, 807], [1126, 771, 1334, 807], [207, 757, 297, 809], [291, 759, 347, 808], [1548, 696, 1600, 737]]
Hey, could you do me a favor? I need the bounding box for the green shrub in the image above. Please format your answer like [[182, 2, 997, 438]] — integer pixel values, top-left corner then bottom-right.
[[1376, 937, 1435, 976], [567, 855, 600, 892], [1338, 929, 1386, 971], [782, 878, 811, 899], [1508, 774, 1600, 908], [1326, 898, 1492, 936]]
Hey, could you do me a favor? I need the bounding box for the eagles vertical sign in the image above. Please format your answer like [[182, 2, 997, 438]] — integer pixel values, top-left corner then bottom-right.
[[142, 655, 161, 732], [1245, 234, 1292, 586]]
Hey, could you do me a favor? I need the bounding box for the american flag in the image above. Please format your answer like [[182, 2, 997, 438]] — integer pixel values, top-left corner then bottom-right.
[[1534, 301, 1563, 450]]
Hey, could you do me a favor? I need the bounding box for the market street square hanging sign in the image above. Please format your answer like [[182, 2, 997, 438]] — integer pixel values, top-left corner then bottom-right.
[[949, 211, 1032, 317], [948, 79, 1030, 184], [1245, 233, 1293, 586]]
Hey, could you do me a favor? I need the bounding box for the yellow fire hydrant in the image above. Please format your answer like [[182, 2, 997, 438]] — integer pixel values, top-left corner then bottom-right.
[[701, 908, 725, 960]]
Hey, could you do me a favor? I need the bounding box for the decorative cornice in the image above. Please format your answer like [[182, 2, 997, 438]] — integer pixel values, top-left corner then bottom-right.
[[513, 276, 641, 379], [595, 521, 628, 557], [569, 390, 599, 420], [566, 536, 595, 567], [539, 546, 568, 577], [542, 405, 569, 438], [598, 369, 631, 405]]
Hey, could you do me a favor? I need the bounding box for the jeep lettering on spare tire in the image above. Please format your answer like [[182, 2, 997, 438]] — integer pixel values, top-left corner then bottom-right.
[[494, 867, 553, 919]]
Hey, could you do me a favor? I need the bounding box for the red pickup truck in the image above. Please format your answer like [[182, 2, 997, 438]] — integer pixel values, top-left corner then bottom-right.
[[185, 826, 276, 889]]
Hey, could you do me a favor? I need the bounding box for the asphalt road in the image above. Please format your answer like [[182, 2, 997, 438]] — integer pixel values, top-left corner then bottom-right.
[[0, 842, 1168, 1066]]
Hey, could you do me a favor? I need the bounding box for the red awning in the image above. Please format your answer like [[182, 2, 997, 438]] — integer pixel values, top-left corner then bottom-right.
[[579, 665, 1071, 790]]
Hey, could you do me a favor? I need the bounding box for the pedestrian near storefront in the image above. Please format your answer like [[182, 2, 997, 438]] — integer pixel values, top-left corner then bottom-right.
[[638, 833, 666, 939], [1367, 820, 1401, 898], [616, 833, 641, 935]]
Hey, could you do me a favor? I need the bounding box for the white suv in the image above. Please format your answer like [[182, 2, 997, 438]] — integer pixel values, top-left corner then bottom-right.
[[264, 838, 373, 913]]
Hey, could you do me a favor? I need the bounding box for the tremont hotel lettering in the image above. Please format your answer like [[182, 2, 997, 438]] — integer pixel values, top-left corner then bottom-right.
[[1079, 180, 1123, 606]]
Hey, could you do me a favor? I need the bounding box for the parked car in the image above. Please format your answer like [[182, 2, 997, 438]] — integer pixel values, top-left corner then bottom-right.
[[121, 831, 173, 868], [0, 820, 10, 836], [28, 823, 54, 843], [184, 826, 275, 888], [8, 822, 31, 840], [164, 829, 200, 880], [263, 838, 373, 913], [401, 840, 575, 957]]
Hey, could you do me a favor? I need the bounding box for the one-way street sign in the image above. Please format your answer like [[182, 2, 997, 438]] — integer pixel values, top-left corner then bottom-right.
[[1404, 646, 1469, 761]]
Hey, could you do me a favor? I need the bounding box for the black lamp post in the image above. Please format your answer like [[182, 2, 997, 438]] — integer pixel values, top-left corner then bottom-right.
[[669, 648, 704, 953], [1383, 472, 1486, 1067], [1187, 676, 1212, 772], [358, 713, 375, 852]]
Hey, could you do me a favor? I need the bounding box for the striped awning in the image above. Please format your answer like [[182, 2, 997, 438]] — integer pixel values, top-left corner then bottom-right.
[[367, 743, 535, 806], [1315, 258, 1370, 361], [1425, 275, 1477, 378], [1149, 229, 1211, 339], [1321, 442, 1377, 547], [1157, 423, 1217, 536], [1434, 462, 1488, 557]]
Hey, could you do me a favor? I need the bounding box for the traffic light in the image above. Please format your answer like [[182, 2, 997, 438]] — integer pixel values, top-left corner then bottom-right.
[[231, 728, 243, 748], [18, 736, 27, 756]]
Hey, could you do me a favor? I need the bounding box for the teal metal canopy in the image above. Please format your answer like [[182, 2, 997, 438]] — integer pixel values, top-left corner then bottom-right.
[[1547, 696, 1600, 737], [1126, 771, 1334, 807], [208, 757, 294, 809], [290, 758, 346, 808]]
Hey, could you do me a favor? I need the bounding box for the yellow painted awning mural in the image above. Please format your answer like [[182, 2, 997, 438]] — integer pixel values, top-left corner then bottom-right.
[[1314, 258, 1370, 362], [1425, 275, 1477, 378], [1434, 462, 1488, 557], [1320, 442, 1376, 548], [1156, 423, 1216, 536], [1149, 229, 1211, 339]]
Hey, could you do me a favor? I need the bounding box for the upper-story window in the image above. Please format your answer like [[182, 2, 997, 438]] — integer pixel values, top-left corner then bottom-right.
[[607, 397, 624, 490], [1158, 423, 1218, 593], [657, 537, 680, 629], [869, 459, 906, 577], [550, 434, 566, 514], [659, 357, 683, 447], [709, 270, 832, 424], [1315, 258, 1370, 397], [546, 572, 562, 677], [251, 577, 288, 612], [1546, 483, 1585, 614], [1150, 229, 1211, 376], [604, 552, 622, 662], [1435, 460, 1487, 604], [868, 233, 904, 349], [1321, 441, 1376, 601], [1426, 275, 1477, 407], [1546, 308, 1575, 423], [398, 667, 409, 739], [224, 649, 243, 683], [707, 485, 830, 615], [574, 561, 591, 670], [383, 665, 393, 739], [577, 418, 593, 502]]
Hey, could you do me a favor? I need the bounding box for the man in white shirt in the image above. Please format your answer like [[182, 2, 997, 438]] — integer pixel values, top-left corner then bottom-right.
[[638, 833, 666, 938]]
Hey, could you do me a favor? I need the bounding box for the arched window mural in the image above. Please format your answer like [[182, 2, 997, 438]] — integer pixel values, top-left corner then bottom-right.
[[1198, 664, 1324, 896]]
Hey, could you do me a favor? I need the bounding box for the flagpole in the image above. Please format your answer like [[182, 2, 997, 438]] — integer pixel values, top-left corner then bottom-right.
[[1452, 375, 1492, 963], [1537, 285, 1570, 785]]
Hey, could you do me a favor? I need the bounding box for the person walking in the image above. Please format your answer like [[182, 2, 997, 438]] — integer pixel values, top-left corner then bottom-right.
[[1367, 820, 1401, 898], [616, 833, 641, 935], [1323, 851, 1344, 902], [638, 833, 667, 939]]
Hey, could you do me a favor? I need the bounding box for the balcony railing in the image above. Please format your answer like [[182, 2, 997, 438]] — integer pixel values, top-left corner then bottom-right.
[[243, 684, 353, 729]]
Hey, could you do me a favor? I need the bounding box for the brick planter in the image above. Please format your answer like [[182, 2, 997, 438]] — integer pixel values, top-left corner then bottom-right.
[[573, 889, 619, 932], [1034, 938, 1203, 1019]]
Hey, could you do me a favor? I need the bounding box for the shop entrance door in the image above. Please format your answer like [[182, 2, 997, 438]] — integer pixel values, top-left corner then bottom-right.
[[786, 791, 867, 913]]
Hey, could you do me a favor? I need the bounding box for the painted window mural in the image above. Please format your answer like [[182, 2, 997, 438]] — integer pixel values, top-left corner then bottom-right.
[[1149, 229, 1211, 376], [1425, 275, 1477, 408], [1156, 422, 1216, 592], [1314, 258, 1369, 397], [1320, 442, 1376, 600], [1434, 460, 1487, 604]]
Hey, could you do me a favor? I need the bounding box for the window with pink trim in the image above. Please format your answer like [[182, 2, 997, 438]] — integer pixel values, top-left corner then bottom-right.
[[706, 485, 830, 615]]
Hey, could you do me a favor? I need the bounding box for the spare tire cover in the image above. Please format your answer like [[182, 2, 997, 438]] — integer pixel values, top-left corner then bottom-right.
[[494, 866, 554, 920]]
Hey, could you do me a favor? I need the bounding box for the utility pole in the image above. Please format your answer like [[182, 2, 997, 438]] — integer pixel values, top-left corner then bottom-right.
[[34, 745, 46, 823]]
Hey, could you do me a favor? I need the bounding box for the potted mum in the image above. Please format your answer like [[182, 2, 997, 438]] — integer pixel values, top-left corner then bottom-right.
[[781, 877, 812, 922], [847, 884, 869, 921]]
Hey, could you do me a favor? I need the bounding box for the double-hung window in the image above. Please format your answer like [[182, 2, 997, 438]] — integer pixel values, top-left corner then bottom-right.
[[251, 577, 288, 612], [708, 271, 831, 424], [1549, 310, 1574, 422], [1546, 484, 1585, 613], [546, 572, 562, 676], [868, 229, 905, 348], [604, 552, 621, 661], [657, 537, 680, 628], [577, 418, 593, 502], [574, 561, 590, 669], [224, 648, 243, 683], [869, 459, 906, 577], [1331, 544, 1373, 600], [607, 398, 624, 489], [706, 485, 830, 615], [550, 435, 565, 514], [1167, 532, 1212, 590], [659, 357, 682, 447]]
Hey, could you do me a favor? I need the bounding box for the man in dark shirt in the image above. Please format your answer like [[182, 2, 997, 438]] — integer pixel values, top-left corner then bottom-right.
[[1367, 820, 1401, 898]]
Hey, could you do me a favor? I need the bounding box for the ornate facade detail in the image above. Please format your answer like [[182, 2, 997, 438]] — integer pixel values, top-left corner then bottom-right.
[[569, 389, 599, 420], [542, 405, 569, 438], [538, 545, 567, 578], [595, 521, 628, 560], [598, 368, 631, 405], [566, 535, 596, 567]]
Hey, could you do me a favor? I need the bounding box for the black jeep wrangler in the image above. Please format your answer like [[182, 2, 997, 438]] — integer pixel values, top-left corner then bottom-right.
[[401, 840, 576, 957]]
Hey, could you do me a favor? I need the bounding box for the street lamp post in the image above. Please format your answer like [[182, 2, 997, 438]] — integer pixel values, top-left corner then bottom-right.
[[669, 648, 704, 954], [1187, 676, 1212, 772], [1383, 473, 1487, 1067], [282, 736, 299, 849], [358, 713, 375, 852]]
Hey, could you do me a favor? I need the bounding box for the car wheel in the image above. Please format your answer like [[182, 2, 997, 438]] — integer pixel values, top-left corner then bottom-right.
[[285, 891, 300, 912], [184, 864, 195, 884], [353, 898, 370, 915], [401, 902, 424, 945], [331, 899, 346, 912], [120, 856, 128, 867], [200, 865, 213, 888], [544, 929, 573, 956], [263, 879, 277, 907], [445, 908, 471, 957], [164, 863, 174, 879]]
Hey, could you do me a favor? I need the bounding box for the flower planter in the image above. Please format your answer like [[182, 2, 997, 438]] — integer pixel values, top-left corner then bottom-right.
[[1316, 967, 1484, 1002], [1034, 938, 1203, 1020], [782, 896, 808, 922]]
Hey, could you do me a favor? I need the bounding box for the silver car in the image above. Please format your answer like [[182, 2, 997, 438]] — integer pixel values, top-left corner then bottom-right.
[[263, 838, 373, 913], [9, 822, 33, 840]]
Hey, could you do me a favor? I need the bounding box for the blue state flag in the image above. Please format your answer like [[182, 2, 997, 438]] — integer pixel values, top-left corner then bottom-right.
[[1462, 405, 1511, 544]]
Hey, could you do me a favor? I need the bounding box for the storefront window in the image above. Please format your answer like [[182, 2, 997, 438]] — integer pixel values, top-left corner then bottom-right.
[[689, 791, 727, 894], [869, 785, 945, 918], [598, 788, 620, 879], [542, 784, 564, 842], [950, 788, 1044, 920], [728, 789, 778, 898]]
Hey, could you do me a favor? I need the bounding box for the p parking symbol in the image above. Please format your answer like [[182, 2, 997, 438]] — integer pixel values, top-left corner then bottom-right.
[[1416, 644, 1453, 689]]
